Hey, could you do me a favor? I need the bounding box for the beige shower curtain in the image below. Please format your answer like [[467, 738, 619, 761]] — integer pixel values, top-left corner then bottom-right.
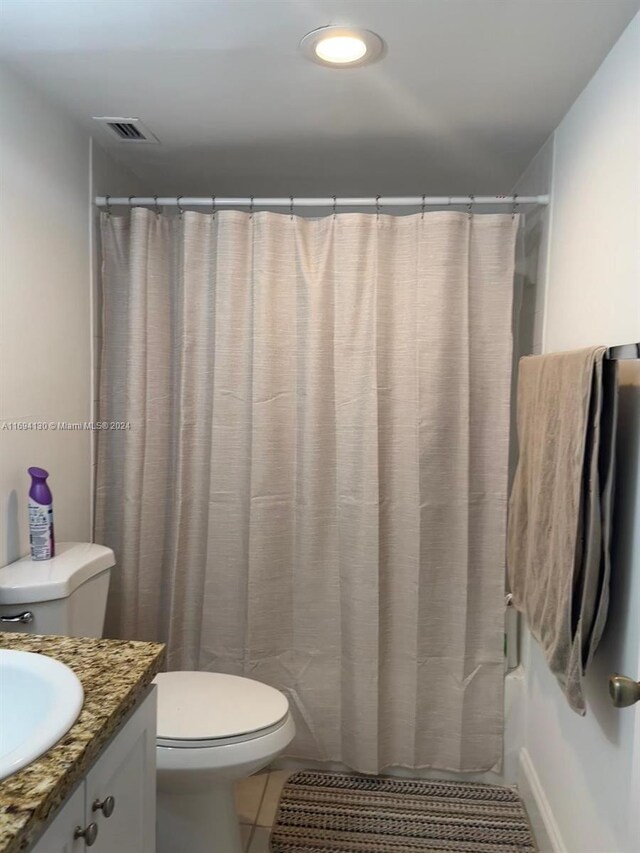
[[96, 208, 518, 774]]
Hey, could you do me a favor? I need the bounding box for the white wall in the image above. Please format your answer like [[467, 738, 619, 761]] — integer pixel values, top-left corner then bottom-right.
[[544, 12, 640, 353], [0, 62, 149, 564], [0, 62, 92, 563], [513, 13, 640, 853]]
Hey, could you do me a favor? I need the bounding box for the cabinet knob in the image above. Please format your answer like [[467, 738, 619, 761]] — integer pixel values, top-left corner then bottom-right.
[[74, 822, 99, 846], [93, 795, 116, 818]]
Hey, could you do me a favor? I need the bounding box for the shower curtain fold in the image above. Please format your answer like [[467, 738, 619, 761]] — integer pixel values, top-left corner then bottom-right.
[[96, 208, 518, 774]]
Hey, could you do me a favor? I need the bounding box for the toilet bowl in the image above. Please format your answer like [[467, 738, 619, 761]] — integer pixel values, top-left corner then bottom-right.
[[154, 671, 295, 853]]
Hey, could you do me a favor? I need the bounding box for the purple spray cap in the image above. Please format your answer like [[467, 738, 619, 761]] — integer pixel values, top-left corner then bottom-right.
[[28, 467, 53, 505]]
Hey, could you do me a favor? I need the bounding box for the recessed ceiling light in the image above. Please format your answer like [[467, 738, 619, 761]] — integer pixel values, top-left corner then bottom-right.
[[300, 26, 384, 67]]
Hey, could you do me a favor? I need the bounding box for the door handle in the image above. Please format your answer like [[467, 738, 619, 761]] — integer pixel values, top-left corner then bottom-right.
[[609, 674, 640, 708]]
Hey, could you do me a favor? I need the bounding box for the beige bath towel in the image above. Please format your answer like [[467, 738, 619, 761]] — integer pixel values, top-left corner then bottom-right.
[[507, 347, 617, 714]]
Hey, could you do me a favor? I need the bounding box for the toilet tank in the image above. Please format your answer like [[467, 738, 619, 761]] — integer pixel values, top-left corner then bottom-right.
[[0, 542, 115, 638]]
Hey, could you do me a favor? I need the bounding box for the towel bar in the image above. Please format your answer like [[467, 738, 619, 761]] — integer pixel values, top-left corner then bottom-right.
[[605, 343, 640, 360]]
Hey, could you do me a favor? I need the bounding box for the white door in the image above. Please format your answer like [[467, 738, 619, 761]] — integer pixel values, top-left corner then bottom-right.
[[31, 784, 85, 853], [85, 690, 157, 853]]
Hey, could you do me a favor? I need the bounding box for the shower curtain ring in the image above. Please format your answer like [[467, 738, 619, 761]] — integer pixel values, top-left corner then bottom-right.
[[177, 196, 184, 219], [512, 193, 519, 220], [105, 195, 112, 217], [332, 195, 337, 219], [421, 194, 426, 219], [289, 196, 294, 221], [128, 196, 135, 209], [376, 195, 381, 219], [211, 195, 216, 218], [249, 196, 254, 219], [153, 196, 160, 218], [467, 194, 475, 220]]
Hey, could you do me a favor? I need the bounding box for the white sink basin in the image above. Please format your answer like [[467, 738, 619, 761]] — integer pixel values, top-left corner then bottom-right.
[[0, 649, 84, 781]]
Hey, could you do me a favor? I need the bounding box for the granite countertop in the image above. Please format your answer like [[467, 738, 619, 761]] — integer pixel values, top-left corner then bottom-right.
[[0, 633, 165, 853]]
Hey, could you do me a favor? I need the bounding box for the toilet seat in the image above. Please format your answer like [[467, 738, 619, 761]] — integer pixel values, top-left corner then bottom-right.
[[157, 715, 291, 749], [153, 671, 290, 749]]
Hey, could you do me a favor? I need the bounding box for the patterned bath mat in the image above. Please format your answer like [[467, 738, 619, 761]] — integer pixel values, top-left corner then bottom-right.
[[271, 771, 537, 853]]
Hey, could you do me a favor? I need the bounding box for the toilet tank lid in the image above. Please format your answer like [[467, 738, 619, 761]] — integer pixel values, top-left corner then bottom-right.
[[0, 542, 115, 605]]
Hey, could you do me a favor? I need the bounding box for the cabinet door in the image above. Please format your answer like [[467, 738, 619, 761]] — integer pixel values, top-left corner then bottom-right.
[[31, 783, 85, 853], [85, 689, 157, 853]]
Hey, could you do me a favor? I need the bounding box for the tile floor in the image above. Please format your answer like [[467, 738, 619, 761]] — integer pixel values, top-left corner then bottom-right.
[[234, 770, 294, 852]]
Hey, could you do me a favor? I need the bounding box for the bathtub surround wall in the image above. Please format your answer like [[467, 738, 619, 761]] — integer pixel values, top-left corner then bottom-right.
[[96, 208, 518, 774], [512, 12, 640, 853]]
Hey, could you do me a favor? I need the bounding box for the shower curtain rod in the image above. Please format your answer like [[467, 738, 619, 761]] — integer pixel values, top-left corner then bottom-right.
[[95, 194, 550, 209]]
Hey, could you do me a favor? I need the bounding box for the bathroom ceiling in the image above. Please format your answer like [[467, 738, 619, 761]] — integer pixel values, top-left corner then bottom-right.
[[0, 0, 638, 196]]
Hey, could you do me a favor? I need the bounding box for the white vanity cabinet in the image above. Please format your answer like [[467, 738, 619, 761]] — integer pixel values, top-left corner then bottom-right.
[[31, 690, 156, 853], [30, 785, 85, 853]]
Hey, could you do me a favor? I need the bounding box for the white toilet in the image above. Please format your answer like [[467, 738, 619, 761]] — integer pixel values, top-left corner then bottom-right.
[[154, 671, 294, 853], [0, 542, 295, 853]]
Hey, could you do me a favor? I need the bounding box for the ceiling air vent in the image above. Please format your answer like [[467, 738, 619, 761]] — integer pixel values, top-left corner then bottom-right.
[[92, 116, 159, 144]]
